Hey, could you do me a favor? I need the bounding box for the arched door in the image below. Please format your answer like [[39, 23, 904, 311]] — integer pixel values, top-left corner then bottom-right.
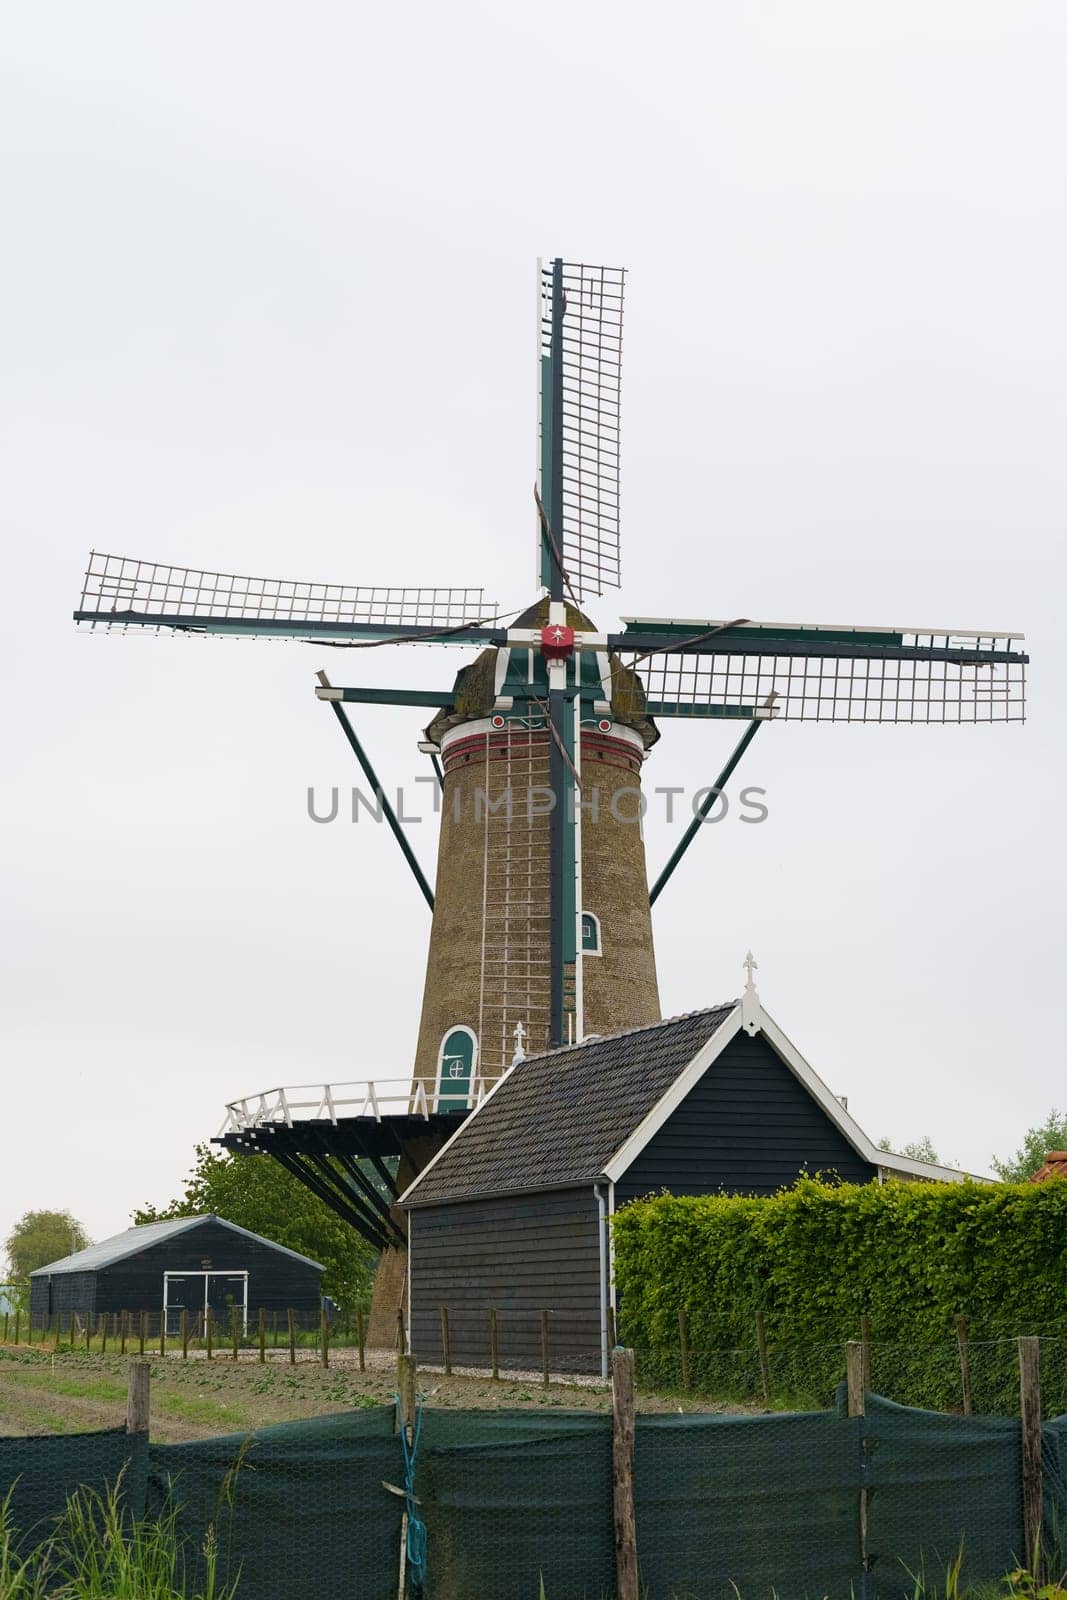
[[436, 1027, 477, 1111]]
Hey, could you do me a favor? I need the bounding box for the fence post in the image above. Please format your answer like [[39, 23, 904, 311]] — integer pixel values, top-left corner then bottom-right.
[[180, 1309, 189, 1360], [606, 1302, 617, 1352], [846, 1340, 865, 1417], [120, 1311, 128, 1356], [126, 1358, 151, 1435], [321, 1306, 330, 1369], [860, 1312, 872, 1393], [397, 1351, 417, 1437], [27, 1313, 33, 1347], [287, 1308, 296, 1366], [159, 1311, 166, 1359], [611, 1347, 639, 1600], [1019, 1336, 1043, 1578], [440, 1306, 452, 1376], [846, 1341, 868, 1576], [356, 1306, 366, 1373], [258, 1308, 266, 1364], [541, 1309, 550, 1388], [100, 1314, 108, 1355], [138, 1310, 147, 1358], [755, 1312, 771, 1404], [396, 1352, 418, 1599], [677, 1308, 691, 1392], [206, 1306, 214, 1361], [2, 1312, 7, 1343], [955, 1314, 973, 1416]]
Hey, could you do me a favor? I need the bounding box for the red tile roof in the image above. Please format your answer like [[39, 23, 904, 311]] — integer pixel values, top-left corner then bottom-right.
[[1029, 1152, 1067, 1183]]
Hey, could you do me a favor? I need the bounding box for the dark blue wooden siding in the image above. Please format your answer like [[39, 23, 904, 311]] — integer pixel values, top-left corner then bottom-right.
[[29, 1271, 97, 1321], [29, 1221, 322, 1324], [614, 1028, 878, 1204], [409, 1187, 603, 1373]]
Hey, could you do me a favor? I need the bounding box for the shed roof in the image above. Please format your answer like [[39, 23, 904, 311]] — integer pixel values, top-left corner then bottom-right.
[[401, 1005, 738, 1207], [29, 1215, 324, 1276], [400, 997, 982, 1209]]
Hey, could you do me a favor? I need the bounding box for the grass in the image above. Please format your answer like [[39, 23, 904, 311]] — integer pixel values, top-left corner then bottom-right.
[[0, 1476, 240, 1599], [0, 1341, 673, 1443], [0, 1465, 1064, 1600], [0, 1346, 386, 1441]]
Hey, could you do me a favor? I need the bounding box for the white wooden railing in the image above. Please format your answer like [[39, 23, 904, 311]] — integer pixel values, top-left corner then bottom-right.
[[218, 1076, 488, 1136]]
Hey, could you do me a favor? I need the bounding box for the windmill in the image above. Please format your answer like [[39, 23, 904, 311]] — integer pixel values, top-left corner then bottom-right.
[[74, 257, 1028, 1279]]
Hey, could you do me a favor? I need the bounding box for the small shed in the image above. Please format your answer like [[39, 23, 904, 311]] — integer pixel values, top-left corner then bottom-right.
[[29, 1215, 323, 1333], [399, 977, 977, 1376]]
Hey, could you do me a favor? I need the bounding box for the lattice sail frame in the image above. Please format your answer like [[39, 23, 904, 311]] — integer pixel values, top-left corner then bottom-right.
[[538, 260, 624, 601], [610, 621, 1027, 725], [75, 552, 497, 634]]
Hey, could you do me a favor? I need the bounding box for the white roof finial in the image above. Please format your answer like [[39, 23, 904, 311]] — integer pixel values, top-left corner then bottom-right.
[[511, 1021, 527, 1064], [742, 950, 761, 1036]]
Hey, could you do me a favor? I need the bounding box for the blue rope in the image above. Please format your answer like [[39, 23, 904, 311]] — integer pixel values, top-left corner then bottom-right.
[[396, 1391, 427, 1595]]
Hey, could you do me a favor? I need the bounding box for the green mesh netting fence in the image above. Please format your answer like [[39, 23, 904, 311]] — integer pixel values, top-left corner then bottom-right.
[[861, 1395, 1025, 1598], [2, 1397, 1067, 1597], [0, 1426, 148, 1554], [147, 1407, 401, 1599], [635, 1409, 862, 1600]]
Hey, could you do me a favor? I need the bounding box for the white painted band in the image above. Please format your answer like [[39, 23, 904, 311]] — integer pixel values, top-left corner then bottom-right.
[[439, 716, 645, 757]]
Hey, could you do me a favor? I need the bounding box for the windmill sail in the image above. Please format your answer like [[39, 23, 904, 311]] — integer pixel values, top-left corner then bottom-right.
[[611, 618, 1027, 724], [537, 259, 624, 601], [74, 552, 498, 641]]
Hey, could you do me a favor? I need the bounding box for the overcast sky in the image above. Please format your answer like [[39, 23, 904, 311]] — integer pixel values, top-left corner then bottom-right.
[[2, 1, 1064, 1253]]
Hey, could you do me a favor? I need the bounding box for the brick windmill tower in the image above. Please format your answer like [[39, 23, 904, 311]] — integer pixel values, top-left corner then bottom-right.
[[74, 257, 1028, 1337], [409, 589, 662, 1092]]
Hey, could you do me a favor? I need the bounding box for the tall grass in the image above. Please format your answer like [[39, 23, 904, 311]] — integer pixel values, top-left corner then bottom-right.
[[0, 1476, 240, 1599]]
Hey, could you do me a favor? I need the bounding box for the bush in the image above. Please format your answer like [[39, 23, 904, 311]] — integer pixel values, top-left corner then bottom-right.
[[611, 1177, 1067, 1411]]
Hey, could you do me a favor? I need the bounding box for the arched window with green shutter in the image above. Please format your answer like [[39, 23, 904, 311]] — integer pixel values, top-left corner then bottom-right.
[[581, 912, 602, 955], [436, 1026, 477, 1112]]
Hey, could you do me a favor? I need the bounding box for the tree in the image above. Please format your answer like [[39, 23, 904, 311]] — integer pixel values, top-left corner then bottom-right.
[[877, 1135, 941, 1164], [992, 1109, 1067, 1183], [5, 1210, 90, 1280], [133, 1145, 378, 1312]]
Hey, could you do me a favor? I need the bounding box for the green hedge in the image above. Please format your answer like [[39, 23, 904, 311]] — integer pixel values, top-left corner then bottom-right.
[[611, 1178, 1067, 1412]]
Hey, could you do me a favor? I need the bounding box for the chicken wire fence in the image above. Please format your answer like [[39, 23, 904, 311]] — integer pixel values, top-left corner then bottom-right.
[[633, 1333, 1067, 1419], [6, 1306, 369, 1365], [1, 1397, 1066, 1600], [408, 1305, 1067, 1419], [8, 1310, 1067, 1415]]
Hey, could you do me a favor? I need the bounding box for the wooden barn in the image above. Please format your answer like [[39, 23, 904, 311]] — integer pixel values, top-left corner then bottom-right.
[[29, 1215, 323, 1332], [399, 975, 975, 1376]]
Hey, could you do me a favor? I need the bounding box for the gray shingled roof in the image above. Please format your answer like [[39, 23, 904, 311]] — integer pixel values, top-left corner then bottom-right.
[[401, 1004, 737, 1207], [30, 1215, 323, 1276]]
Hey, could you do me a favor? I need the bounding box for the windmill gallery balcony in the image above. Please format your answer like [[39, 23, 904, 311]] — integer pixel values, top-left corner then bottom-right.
[[218, 1076, 488, 1136], [214, 1075, 489, 1253]]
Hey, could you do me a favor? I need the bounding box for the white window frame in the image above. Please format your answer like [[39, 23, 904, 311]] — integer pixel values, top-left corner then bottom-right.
[[163, 1270, 249, 1335], [580, 911, 602, 956], [434, 1025, 479, 1110]]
